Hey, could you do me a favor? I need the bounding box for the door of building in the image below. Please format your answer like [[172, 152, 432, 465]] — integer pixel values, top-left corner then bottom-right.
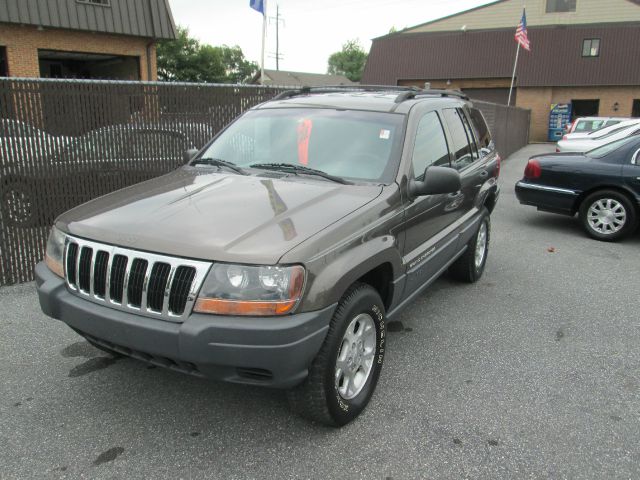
[[632, 99, 640, 118], [0, 47, 7, 76], [571, 99, 599, 119]]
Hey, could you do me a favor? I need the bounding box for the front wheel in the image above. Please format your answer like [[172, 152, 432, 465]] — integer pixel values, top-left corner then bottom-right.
[[579, 190, 638, 242], [287, 283, 386, 427]]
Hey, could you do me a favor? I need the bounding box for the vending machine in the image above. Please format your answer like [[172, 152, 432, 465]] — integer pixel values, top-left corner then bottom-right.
[[548, 103, 572, 141]]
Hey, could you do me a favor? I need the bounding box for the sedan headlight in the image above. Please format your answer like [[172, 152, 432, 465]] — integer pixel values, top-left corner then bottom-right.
[[194, 263, 305, 316], [45, 226, 66, 278]]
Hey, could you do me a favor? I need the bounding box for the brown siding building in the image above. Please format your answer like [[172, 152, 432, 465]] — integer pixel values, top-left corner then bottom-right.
[[361, 0, 640, 141], [0, 0, 176, 81]]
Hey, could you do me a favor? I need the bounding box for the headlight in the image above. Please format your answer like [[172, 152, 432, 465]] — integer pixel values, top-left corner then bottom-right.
[[45, 226, 66, 278], [194, 263, 305, 316]]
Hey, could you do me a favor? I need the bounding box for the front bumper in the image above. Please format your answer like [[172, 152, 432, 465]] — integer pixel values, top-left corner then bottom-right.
[[36, 262, 335, 388]]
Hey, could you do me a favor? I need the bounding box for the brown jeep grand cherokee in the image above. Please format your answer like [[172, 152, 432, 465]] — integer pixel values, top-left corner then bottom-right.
[[36, 86, 500, 426]]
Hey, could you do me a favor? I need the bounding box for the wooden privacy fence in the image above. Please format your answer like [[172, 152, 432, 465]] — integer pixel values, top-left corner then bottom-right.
[[0, 78, 530, 285]]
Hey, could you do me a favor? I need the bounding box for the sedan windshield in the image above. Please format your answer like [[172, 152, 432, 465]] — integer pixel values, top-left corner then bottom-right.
[[197, 108, 405, 183]]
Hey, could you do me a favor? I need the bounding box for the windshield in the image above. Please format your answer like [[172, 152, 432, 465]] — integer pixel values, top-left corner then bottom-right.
[[575, 119, 607, 133], [197, 108, 405, 183], [586, 136, 638, 159]]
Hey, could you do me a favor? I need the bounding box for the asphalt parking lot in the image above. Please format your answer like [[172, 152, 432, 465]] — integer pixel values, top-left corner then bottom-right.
[[1, 144, 639, 479]]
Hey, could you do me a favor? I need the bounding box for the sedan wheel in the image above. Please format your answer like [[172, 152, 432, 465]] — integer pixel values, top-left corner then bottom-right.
[[579, 190, 638, 242], [587, 198, 626, 235]]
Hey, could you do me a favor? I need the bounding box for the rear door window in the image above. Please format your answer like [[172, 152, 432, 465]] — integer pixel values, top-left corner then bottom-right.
[[469, 108, 494, 156], [411, 111, 450, 180], [442, 108, 476, 170]]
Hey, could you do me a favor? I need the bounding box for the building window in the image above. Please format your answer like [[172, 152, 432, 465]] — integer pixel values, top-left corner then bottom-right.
[[582, 39, 600, 57], [546, 0, 577, 12], [76, 0, 111, 6]]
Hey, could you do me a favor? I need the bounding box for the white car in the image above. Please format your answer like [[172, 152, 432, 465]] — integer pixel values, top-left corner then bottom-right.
[[562, 118, 640, 141], [556, 120, 640, 152], [564, 116, 629, 134]]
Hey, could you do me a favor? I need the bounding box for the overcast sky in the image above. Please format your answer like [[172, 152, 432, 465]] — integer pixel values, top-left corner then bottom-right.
[[167, 0, 496, 74]]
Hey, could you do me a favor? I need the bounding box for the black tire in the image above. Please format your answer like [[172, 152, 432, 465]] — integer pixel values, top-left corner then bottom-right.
[[287, 282, 386, 427], [578, 190, 638, 242], [449, 208, 490, 283], [0, 180, 36, 227]]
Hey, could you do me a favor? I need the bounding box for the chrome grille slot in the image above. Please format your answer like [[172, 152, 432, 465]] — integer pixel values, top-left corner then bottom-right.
[[169, 266, 197, 316], [66, 243, 79, 288], [127, 259, 148, 308], [78, 247, 93, 293], [63, 236, 211, 322], [147, 262, 171, 312], [93, 251, 109, 298], [109, 254, 128, 302]]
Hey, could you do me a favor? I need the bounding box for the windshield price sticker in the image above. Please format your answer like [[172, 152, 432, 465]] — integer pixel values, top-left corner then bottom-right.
[[379, 129, 391, 140]]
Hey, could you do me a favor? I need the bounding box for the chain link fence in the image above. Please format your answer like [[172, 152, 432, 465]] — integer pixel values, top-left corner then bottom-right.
[[0, 78, 530, 285]]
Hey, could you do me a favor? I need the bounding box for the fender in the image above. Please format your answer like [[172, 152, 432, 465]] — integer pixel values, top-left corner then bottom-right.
[[298, 235, 403, 312]]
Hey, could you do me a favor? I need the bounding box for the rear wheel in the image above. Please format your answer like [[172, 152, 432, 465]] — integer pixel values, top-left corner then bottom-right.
[[579, 190, 637, 242], [449, 208, 490, 283], [287, 283, 386, 427]]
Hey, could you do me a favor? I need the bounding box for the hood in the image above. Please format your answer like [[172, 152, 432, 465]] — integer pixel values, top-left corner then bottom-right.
[[56, 167, 383, 264]]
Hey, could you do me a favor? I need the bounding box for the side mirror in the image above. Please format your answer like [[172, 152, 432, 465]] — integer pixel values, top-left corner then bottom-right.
[[183, 148, 199, 164], [409, 166, 461, 197]]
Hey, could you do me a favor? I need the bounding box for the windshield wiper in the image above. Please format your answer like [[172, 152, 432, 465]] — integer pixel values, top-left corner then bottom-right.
[[191, 157, 248, 175], [249, 163, 353, 185]]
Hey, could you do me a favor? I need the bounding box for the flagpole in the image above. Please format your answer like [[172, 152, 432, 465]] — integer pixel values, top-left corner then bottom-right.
[[260, 1, 267, 84], [508, 42, 520, 107]]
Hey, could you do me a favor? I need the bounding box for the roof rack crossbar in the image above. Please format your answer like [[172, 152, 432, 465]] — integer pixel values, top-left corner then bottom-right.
[[271, 86, 468, 102], [415, 89, 469, 100], [272, 85, 420, 101]]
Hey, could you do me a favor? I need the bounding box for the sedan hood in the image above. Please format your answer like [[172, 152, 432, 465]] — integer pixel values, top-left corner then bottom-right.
[[56, 167, 383, 264]]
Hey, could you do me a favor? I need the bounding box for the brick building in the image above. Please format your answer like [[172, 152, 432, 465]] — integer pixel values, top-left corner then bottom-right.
[[0, 0, 176, 81], [361, 0, 640, 141]]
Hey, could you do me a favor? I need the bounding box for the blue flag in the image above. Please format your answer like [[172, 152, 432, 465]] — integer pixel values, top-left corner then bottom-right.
[[250, 0, 265, 15]]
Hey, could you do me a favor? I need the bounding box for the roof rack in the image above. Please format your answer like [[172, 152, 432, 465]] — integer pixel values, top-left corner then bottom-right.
[[271, 85, 468, 103], [272, 84, 419, 101]]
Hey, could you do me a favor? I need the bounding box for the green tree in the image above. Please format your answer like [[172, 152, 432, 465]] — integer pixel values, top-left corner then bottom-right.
[[157, 27, 258, 83], [327, 40, 368, 82]]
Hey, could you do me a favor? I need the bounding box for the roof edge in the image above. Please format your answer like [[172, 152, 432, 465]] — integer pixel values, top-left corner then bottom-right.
[[371, 20, 640, 41]]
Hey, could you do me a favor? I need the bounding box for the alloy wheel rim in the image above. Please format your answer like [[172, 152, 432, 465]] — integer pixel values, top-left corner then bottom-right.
[[475, 222, 487, 269], [587, 198, 626, 235], [335, 313, 376, 400]]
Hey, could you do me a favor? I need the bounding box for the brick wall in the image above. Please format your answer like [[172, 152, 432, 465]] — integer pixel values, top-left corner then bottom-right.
[[517, 86, 640, 141], [0, 23, 157, 80]]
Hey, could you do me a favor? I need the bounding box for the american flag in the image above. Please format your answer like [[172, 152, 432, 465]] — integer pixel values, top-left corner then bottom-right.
[[515, 9, 531, 51]]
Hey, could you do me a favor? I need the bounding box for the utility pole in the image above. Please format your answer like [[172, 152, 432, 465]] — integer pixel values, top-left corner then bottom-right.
[[269, 4, 284, 70]]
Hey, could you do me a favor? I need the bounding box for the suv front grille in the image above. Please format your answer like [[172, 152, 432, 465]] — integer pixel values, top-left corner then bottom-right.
[[64, 236, 211, 322]]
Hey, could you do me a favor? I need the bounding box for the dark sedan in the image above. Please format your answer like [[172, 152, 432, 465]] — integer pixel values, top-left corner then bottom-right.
[[1, 124, 195, 227], [515, 136, 640, 241]]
